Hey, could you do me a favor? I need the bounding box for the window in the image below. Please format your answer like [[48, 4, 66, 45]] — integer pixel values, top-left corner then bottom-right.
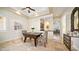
[[0, 16, 6, 31]]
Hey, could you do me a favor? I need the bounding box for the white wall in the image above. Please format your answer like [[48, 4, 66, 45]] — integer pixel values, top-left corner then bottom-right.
[[0, 17, 6, 31], [0, 8, 28, 42], [0, 8, 54, 42], [66, 8, 79, 50], [61, 8, 79, 50], [63, 8, 74, 33], [28, 14, 53, 39], [53, 18, 61, 31], [28, 14, 53, 32], [0, 8, 28, 31], [0, 30, 22, 41], [28, 17, 40, 32], [60, 8, 74, 43], [61, 14, 67, 34]]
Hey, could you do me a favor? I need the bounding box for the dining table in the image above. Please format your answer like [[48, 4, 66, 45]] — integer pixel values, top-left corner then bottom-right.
[[22, 32, 42, 47]]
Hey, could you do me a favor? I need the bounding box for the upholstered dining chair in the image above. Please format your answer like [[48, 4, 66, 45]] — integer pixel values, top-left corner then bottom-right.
[[37, 31, 47, 47], [22, 30, 27, 41], [22, 30, 27, 34]]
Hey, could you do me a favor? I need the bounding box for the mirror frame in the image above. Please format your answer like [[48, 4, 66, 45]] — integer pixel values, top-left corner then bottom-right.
[[71, 7, 79, 32]]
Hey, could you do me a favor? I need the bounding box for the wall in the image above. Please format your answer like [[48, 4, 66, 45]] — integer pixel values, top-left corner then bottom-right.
[[61, 14, 67, 34], [0, 30, 22, 41], [0, 8, 28, 42], [28, 14, 53, 39], [28, 17, 40, 32], [0, 17, 6, 31], [61, 7, 79, 50], [28, 14, 53, 32], [67, 8, 79, 50], [53, 17, 61, 41], [63, 7, 74, 33], [0, 8, 54, 42], [53, 18, 61, 31], [60, 8, 73, 37]]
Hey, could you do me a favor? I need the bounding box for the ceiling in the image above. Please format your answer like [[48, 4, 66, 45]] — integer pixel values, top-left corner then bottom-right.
[[10, 7, 74, 18], [11, 7, 49, 18], [49, 7, 74, 18]]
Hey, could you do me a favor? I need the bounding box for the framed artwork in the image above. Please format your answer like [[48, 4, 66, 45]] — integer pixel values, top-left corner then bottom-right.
[[14, 22, 22, 30], [40, 18, 44, 31]]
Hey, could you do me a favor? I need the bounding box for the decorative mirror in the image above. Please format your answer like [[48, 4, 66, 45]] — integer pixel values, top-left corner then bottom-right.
[[71, 7, 79, 32]]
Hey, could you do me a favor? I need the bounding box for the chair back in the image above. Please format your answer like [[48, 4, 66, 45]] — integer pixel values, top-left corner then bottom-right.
[[22, 30, 27, 34], [22, 30, 27, 41]]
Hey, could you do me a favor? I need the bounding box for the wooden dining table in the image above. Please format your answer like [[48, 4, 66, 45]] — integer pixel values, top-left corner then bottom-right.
[[22, 32, 42, 47]]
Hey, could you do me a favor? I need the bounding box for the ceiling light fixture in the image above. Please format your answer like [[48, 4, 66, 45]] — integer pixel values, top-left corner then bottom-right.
[[21, 7, 35, 13]]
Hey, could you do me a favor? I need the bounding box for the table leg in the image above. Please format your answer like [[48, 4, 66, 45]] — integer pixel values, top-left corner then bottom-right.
[[44, 42, 46, 47], [30, 37, 31, 41], [34, 38, 37, 47], [45, 31, 48, 43], [24, 37, 27, 42]]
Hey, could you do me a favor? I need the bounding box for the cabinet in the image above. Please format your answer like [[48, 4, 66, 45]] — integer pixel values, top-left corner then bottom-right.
[[63, 34, 71, 51], [63, 34, 79, 51], [71, 37, 79, 50]]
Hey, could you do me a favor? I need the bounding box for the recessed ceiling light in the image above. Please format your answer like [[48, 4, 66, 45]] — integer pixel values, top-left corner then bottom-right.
[[35, 12, 38, 16], [16, 10, 21, 15]]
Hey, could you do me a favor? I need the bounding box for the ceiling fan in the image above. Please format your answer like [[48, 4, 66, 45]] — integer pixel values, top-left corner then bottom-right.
[[21, 7, 35, 13]]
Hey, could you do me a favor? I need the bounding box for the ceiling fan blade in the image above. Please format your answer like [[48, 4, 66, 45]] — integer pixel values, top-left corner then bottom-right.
[[21, 7, 35, 13], [30, 8, 35, 11], [21, 8, 26, 10], [26, 7, 35, 11], [29, 7, 35, 11]]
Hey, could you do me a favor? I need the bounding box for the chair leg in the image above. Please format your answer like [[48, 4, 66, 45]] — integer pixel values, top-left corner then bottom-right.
[[44, 42, 46, 47], [24, 37, 27, 42]]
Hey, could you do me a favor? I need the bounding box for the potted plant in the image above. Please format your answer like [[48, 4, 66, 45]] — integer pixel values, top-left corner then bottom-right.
[[31, 27, 35, 32]]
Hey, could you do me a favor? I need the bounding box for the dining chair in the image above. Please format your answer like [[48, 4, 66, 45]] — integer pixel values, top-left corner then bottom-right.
[[37, 31, 47, 47], [22, 30, 27, 41], [22, 30, 27, 33]]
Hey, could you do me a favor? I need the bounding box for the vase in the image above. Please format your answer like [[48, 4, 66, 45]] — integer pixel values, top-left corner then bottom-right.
[[32, 29, 34, 32]]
